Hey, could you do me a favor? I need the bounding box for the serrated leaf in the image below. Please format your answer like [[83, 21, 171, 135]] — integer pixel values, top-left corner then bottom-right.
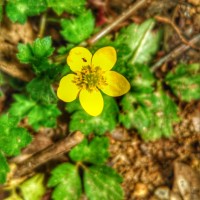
[[9, 95, 61, 131], [20, 174, 46, 200], [0, 151, 10, 184], [0, 114, 32, 156], [119, 91, 180, 141], [47, 0, 86, 15], [165, 63, 200, 101], [60, 10, 94, 44], [115, 19, 162, 65], [66, 96, 119, 135], [69, 137, 109, 165], [84, 165, 123, 200], [17, 37, 54, 74], [6, 0, 47, 24], [26, 76, 57, 104], [48, 163, 81, 200]]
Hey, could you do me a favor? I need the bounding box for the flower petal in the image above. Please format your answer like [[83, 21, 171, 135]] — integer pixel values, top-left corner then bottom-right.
[[92, 46, 116, 71], [67, 47, 92, 72], [57, 74, 80, 102], [79, 89, 103, 116], [100, 71, 130, 96]]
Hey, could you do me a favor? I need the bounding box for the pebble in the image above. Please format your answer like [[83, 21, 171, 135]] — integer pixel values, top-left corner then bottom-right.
[[132, 183, 149, 198], [154, 186, 170, 200]]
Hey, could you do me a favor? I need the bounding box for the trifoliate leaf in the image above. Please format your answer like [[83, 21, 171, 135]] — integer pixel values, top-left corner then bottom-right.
[[47, 0, 86, 15], [165, 63, 200, 101], [115, 19, 162, 65], [9, 94, 61, 131], [20, 174, 46, 200], [119, 91, 180, 141], [69, 137, 109, 165], [6, 0, 47, 24], [48, 163, 82, 200], [17, 37, 54, 74], [0, 151, 10, 184], [26, 76, 57, 104], [60, 10, 94, 44], [84, 165, 124, 200], [0, 114, 32, 156], [66, 96, 119, 135]]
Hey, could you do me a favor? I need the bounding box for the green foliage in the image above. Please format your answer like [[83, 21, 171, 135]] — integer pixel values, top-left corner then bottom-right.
[[69, 137, 109, 165], [165, 63, 200, 101], [115, 18, 162, 65], [26, 77, 57, 104], [48, 163, 82, 200], [84, 165, 123, 200], [0, 114, 32, 184], [66, 96, 119, 135], [6, 0, 47, 24], [9, 94, 61, 131], [0, 3, 2, 21], [47, 0, 86, 15], [120, 91, 180, 141], [60, 10, 95, 44], [19, 174, 46, 200], [17, 37, 54, 74]]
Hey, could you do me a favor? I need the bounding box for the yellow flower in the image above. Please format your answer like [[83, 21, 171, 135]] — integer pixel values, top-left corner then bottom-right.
[[57, 46, 130, 116]]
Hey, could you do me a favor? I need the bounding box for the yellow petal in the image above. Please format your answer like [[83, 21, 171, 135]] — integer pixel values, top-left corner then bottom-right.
[[79, 89, 103, 116], [92, 46, 116, 71], [57, 74, 80, 102], [67, 47, 92, 72], [100, 71, 130, 96]]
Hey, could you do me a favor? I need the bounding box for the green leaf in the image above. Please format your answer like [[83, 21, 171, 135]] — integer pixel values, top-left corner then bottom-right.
[[20, 174, 46, 200], [66, 96, 119, 135], [60, 10, 94, 44], [0, 114, 32, 156], [115, 19, 162, 65], [84, 165, 123, 200], [119, 91, 180, 140], [17, 37, 54, 74], [9, 94, 61, 131], [48, 163, 82, 200], [0, 151, 10, 184], [69, 137, 109, 165], [26, 76, 57, 104], [47, 0, 86, 15], [6, 0, 47, 24], [165, 63, 200, 101]]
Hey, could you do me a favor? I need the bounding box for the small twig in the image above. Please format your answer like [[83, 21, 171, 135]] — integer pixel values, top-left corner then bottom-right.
[[0, 62, 33, 82], [151, 34, 200, 72], [14, 131, 84, 178], [155, 16, 200, 51], [87, 0, 148, 45], [38, 12, 47, 38]]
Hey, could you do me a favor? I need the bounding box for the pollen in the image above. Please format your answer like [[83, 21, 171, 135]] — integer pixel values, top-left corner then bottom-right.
[[73, 66, 107, 91]]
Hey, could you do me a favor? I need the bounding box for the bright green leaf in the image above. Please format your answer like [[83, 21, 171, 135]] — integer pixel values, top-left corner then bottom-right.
[[9, 94, 61, 131], [66, 96, 119, 135], [69, 137, 109, 165], [48, 163, 82, 200], [119, 91, 180, 141], [165, 63, 200, 101], [26, 77, 57, 104], [84, 165, 123, 200], [47, 0, 86, 15], [0, 151, 10, 184], [60, 10, 94, 44], [6, 0, 47, 24], [20, 174, 46, 200]]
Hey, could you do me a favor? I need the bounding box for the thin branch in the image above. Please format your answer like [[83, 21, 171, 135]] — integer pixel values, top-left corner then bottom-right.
[[14, 131, 84, 178], [38, 12, 47, 38], [155, 15, 200, 51], [151, 34, 200, 72], [87, 0, 148, 45], [0, 62, 33, 82]]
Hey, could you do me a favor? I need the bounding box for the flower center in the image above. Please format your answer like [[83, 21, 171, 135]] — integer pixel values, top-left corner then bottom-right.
[[73, 66, 107, 91]]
